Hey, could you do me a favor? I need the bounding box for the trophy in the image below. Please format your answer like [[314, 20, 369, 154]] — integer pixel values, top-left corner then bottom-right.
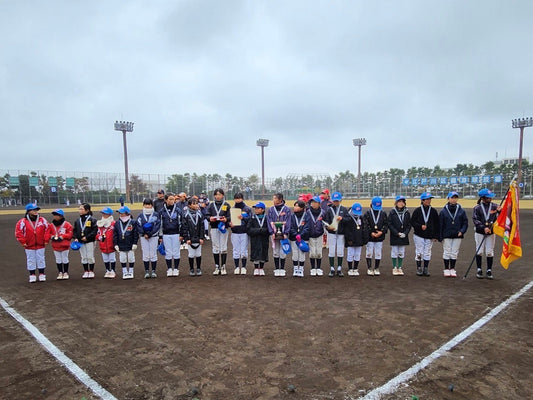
[[274, 222, 284, 240]]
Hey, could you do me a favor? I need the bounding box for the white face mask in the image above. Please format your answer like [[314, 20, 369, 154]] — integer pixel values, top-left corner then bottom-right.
[[143, 207, 154, 214], [120, 216, 130, 223]]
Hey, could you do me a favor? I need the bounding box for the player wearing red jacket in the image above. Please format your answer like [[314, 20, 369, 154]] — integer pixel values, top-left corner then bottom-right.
[[15, 204, 49, 283], [45, 209, 73, 280], [96, 207, 116, 278]]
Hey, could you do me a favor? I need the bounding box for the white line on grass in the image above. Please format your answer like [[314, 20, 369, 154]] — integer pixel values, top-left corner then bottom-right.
[[0, 296, 117, 400], [359, 279, 533, 400]]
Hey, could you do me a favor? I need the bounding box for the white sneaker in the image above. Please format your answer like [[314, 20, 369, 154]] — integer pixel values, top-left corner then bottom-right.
[[104, 271, 110, 279], [353, 269, 360, 276], [260, 269, 265, 276], [367, 269, 374, 276], [128, 272, 134, 279], [254, 268, 260, 276], [444, 269, 451, 277], [347, 269, 354, 276], [38, 274, 46, 282], [29, 275, 37, 283], [392, 268, 398, 276], [374, 268, 380, 276], [88, 271, 95, 279], [213, 266, 221, 275], [299, 267, 304, 277], [274, 269, 280, 277], [167, 269, 173, 277], [310, 268, 317, 276], [108, 271, 115, 279], [205, 235, 210, 241], [172, 268, 180, 277], [234, 267, 240, 275], [293, 268, 298, 277], [63, 272, 70, 280], [450, 269, 457, 277], [280, 269, 286, 277], [316, 268, 324, 276], [57, 273, 64, 280], [123, 273, 128, 280], [241, 267, 247, 275], [221, 265, 227, 275], [397, 268, 404, 276], [82, 271, 90, 279]]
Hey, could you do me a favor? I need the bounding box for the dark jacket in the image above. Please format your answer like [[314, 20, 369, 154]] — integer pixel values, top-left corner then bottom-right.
[[288, 211, 311, 241], [363, 209, 388, 243], [322, 204, 349, 235], [439, 203, 468, 240], [266, 202, 292, 235], [342, 212, 369, 247], [180, 209, 205, 244], [136, 211, 161, 238], [472, 201, 499, 235], [113, 217, 139, 251], [153, 198, 166, 213], [73, 214, 98, 243], [206, 200, 232, 229], [411, 205, 440, 239], [230, 202, 253, 234], [388, 207, 411, 246], [247, 214, 269, 262], [306, 207, 325, 238], [160, 204, 181, 235]]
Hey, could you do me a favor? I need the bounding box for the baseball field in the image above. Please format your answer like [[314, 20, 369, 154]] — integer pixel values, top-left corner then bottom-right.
[[0, 204, 531, 400]]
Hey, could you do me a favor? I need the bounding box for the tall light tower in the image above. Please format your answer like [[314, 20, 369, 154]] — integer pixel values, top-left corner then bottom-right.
[[256, 139, 269, 198], [512, 117, 532, 191], [114, 120, 134, 204], [353, 138, 367, 198]]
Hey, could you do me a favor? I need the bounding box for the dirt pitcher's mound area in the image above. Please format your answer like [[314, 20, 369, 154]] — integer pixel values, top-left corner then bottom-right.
[[1, 210, 532, 400]]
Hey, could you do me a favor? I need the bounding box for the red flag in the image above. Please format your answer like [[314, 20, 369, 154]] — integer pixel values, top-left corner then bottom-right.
[[493, 182, 522, 269]]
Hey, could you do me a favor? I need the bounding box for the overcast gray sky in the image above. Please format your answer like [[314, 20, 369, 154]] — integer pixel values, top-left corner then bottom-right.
[[1, 0, 532, 179]]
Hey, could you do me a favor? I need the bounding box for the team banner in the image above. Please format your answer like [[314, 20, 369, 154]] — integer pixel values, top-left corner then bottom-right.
[[493, 182, 522, 269]]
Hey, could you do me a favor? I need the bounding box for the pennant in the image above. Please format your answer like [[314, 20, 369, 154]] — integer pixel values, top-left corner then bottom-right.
[[493, 182, 522, 269]]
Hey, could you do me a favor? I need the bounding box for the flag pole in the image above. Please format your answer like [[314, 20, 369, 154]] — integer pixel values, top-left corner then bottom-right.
[[462, 176, 516, 280]]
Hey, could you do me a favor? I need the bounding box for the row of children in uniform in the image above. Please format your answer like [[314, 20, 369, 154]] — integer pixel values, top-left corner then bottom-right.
[[15, 187, 501, 282]]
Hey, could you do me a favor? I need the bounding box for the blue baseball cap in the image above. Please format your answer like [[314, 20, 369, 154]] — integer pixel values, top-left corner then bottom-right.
[[395, 195, 406, 203], [478, 188, 495, 198], [253, 202, 266, 209], [117, 206, 131, 214], [51, 209, 64, 216], [70, 241, 82, 250], [371, 196, 382, 211], [351, 203, 363, 215], [101, 207, 114, 215], [25, 203, 40, 212], [331, 191, 343, 201], [447, 191, 459, 198], [310, 196, 322, 203], [420, 192, 434, 200]]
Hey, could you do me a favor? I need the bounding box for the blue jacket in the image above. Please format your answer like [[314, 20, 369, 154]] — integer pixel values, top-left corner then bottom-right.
[[439, 203, 468, 240], [206, 200, 232, 229], [180, 209, 205, 244], [136, 210, 161, 238], [306, 207, 325, 238], [288, 211, 311, 241], [472, 201, 499, 235], [160, 204, 181, 235], [113, 217, 139, 251], [267, 202, 292, 235]]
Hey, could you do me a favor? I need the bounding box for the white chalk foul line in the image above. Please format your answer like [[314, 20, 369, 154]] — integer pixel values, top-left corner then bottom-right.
[[360, 279, 533, 400], [0, 296, 117, 400]]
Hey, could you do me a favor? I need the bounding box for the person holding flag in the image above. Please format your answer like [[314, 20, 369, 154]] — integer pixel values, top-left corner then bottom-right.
[[493, 182, 522, 270], [472, 188, 501, 279]]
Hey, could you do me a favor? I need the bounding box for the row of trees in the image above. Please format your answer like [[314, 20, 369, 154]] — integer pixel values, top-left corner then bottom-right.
[[1, 160, 531, 206]]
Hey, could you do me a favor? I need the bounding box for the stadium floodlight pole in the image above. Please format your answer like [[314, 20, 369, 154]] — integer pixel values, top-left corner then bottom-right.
[[114, 120, 134, 204], [353, 138, 367, 198], [256, 139, 269, 198], [512, 117, 532, 191]]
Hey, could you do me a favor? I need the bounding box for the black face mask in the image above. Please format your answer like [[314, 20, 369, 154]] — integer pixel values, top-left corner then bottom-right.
[[53, 218, 65, 226]]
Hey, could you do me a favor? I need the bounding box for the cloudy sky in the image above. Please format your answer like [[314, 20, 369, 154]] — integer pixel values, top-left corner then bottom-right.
[[1, 0, 532, 180]]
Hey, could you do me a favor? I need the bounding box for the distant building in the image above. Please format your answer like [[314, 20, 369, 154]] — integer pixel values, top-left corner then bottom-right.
[[494, 157, 529, 166]]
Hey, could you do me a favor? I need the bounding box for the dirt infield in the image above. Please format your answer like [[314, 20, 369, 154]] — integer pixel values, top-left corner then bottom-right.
[[0, 209, 532, 400]]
